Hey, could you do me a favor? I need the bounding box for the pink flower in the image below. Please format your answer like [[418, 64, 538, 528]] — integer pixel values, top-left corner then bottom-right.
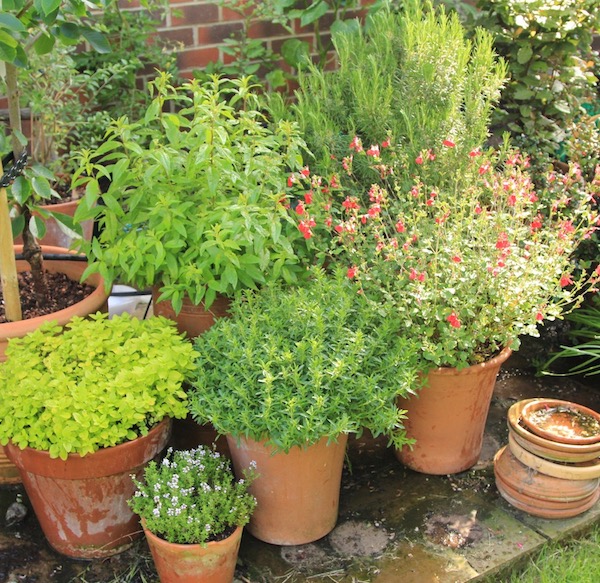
[[300, 166, 310, 177], [347, 266, 357, 279], [382, 139, 391, 148], [560, 274, 573, 288], [536, 311, 544, 322], [469, 148, 481, 158], [415, 154, 424, 165], [452, 255, 462, 263], [349, 136, 363, 152], [474, 203, 482, 215], [446, 312, 461, 328], [495, 233, 510, 249], [366, 144, 380, 157], [295, 201, 305, 215], [287, 174, 296, 188], [325, 216, 332, 227], [395, 220, 406, 233], [530, 216, 542, 232], [334, 224, 344, 233], [443, 139, 456, 148], [409, 268, 418, 281], [479, 162, 491, 175], [304, 191, 313, 205], [342, 196, 360, 212]]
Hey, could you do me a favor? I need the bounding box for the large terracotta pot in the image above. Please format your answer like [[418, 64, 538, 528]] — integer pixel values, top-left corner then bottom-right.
[[143, 522, 243, 583], [5, 418, 171, 559], [0, 245, 110, 484], [395, 347, 512, 475], [226, 434, 348, 545], [152, 287, 230, 340]]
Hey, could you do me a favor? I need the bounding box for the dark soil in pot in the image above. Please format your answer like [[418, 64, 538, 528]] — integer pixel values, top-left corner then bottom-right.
[[0, 271, 95, 322]]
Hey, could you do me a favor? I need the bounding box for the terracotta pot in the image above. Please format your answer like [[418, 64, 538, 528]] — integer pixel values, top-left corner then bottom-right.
[[494, 446, 600, 519], [0, 245, 110, 484], [5, 418, 171, 559], [13, 198, 94, 249], [520, 399, 600, 445], [152, 287, 230, 340], [395, 347, 512, 475], [226, 434, 348, 545], [508, 400, 600, 459], [143, 522, 243, 583], [508, 433, 600, 480]]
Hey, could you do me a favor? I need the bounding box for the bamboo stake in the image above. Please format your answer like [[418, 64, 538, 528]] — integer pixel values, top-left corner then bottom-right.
[[0, 156, 22, 321]]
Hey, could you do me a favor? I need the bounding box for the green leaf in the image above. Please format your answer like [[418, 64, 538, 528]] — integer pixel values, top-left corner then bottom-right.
[[300, 1, 328, 27], [516, 44, 533, 65], [11, 213, 24, 238], [281, 38, 310, 68], [0, 13, 26, 32], [513, 85, 534, 100], [31, 176, 53, 200], [33, 32, 55, 55], [81, 29, 110, 54], [29, 215, 46, 239], [41, 0, 61, 16]]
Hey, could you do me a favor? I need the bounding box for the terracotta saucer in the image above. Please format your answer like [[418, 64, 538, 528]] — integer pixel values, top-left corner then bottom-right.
[[507, 400, 600, 455], [521, 399, 600, 445]]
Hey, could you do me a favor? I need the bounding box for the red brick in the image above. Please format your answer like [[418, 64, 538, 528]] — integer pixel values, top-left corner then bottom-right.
[[178, 46, 220, 70], [248, 20, 289, 40], [221, 5, 249, 21], [197, 22, 243, 45], [172, 3, 219, 26], [160, 27, 195, 47]]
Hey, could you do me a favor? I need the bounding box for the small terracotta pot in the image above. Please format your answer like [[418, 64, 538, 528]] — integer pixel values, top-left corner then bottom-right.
[[5, 418, 171, 559], [143, 522, 243, 583], [508, 433, 600, 481], [0, 245, 110, 485], [520, 399, 600, 445], [494, 446, 600, 519], [508, 400, 600, 458], [396, 347, 512, 475], [152, 288, 230, 340], [226, 434, 348, 545]]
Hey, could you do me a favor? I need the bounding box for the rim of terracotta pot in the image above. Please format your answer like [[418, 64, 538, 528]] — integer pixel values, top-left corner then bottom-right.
[[142, 519, 243, 550], [508, 433, 600, 480], [520, 399, 600, 445], [508, 400, 600, 455], [5, 418, 172, 480], [1, 245, 109, 343], [508, 426, 600, 464], [428, 346, 512, 377]]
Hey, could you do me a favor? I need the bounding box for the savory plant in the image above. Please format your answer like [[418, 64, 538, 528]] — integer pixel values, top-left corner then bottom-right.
[[0, 313, 195, 459], [74, 73, 308, 312], [290, 137, 600, 370], [129, 446, 257, 545], [190, 268, 420, 452]]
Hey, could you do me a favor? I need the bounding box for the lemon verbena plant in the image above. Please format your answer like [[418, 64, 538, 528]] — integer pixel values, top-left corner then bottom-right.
[[129, 446, 257, 545], [73, 73, 308, 312], [291, 137, 600, 370], [0, 314, 195, 459], [190, 268, 420, 452]]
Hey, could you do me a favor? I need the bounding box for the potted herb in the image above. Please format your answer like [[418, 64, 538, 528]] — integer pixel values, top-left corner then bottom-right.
[[290, 137, 599, 475], [0, 313, 196, 558], [129, 446, 257, 583], [74, 73, 309, 338], [190, 268, 420, 545]]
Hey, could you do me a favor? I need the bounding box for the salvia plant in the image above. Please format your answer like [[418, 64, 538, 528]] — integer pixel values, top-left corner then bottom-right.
[[0, 313, 195, 459], [129, 446, 257, 545], [74, 73, 308, 312], [190, 268, 420, 452], [289, 136, 600, 370]]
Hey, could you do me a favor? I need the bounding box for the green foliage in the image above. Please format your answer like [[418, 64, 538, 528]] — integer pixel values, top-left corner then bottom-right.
[[190, 268, 420, 452], [130, 446, 257, 545], [74, 74, 309, 312], [543, 295, 600, 377], [0, 313, 195, 459], [280, 0, 507, 182], [289, 139, 600, 369], [474, 0, 600, 165]]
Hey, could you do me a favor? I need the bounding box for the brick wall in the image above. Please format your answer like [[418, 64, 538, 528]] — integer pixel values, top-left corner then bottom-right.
[[124, 0, 373, 80]]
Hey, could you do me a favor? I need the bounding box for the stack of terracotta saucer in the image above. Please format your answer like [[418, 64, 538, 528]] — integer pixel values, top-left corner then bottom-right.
[[494, 398, 600, 519]]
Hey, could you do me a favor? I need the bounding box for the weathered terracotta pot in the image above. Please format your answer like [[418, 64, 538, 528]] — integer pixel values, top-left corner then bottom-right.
[[226, 434, 348, 545], [5, 418, 171, 559], [494, 446, 600, 519], [152, 287, 230, 340], [396, 348, 512, 475], [143, 522, 243, 583], [0, 245, 110, 484]]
